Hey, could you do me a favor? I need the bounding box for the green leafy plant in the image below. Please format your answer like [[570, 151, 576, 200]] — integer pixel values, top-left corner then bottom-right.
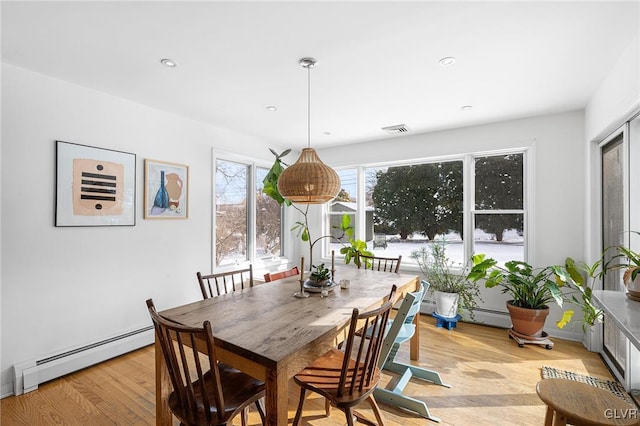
[[310, 263, 331, 282], [468, 254, 608, 331], [262, 148, 291, 206], [411, 240, 481, 320], [605, 231, 640, 285], [562, 257, 604, 331], [263, 149, 373, 268], [468, 255, 568, 309]]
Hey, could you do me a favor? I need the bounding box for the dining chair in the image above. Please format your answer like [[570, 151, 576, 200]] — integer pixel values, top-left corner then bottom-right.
[[146, 299, 265, 426], [263, 266, 300, 282], [196, 265, 253, 299], [373, 280, 450, 422], [356, 252, 402, 273], [292, 285, 398, 426]]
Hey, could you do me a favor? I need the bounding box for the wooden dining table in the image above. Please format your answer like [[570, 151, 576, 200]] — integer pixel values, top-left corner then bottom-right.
[[155, 265, 420, 426]]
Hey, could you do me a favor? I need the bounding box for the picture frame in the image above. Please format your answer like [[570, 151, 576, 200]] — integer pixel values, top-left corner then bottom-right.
[[55, 140, 136, 227], [144, 159, 189, 219]]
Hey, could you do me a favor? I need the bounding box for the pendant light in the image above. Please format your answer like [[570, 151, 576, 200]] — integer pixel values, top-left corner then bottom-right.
[[277, 57, 340, 204]]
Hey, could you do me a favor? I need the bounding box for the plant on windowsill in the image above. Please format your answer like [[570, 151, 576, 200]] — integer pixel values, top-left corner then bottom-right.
[[604, 231, 640, 298], [262, 149, 373, 270], [410, 239, 481, 321]]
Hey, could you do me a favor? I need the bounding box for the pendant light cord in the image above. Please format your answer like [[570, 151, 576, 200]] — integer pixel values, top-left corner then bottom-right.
[[307, 64, 311, 149]]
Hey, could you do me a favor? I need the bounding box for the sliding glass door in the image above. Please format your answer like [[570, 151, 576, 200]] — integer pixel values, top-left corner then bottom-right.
[[601, 133, 627, 375]]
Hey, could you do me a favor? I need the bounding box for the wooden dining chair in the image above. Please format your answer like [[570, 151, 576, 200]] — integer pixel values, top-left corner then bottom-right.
[[356, 252, 402, 273], [263, 266, 300, 282], [292, 285, 398, 426], [146, 299, 265, 426], [196, 265, 253, 299]]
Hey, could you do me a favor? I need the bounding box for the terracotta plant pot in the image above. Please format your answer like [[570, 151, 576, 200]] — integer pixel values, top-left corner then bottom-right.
[[506, 300, 549, 338]]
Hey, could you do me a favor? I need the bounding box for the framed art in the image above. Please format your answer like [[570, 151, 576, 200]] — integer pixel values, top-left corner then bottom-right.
[[144, 159, 189, 219], [55, 140, 136, 227]]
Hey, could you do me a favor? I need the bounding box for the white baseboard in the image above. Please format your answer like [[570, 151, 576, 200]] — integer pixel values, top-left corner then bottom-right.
[[419, 301, 583, 342], [5, 326, 154, 398]]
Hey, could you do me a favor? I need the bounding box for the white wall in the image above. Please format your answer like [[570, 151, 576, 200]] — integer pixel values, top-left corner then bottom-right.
[[585, 33, 640, 143], [0, 64, 276, 394], [316, 111, 587, 341]]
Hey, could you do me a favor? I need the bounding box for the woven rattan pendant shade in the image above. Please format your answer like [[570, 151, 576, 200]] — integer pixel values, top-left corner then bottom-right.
[[277, 57, 340, 204], [277, 148, 340, 204]]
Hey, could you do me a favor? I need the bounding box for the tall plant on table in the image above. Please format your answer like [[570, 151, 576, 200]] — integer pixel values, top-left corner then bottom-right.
[[262, 149, 373, 269]]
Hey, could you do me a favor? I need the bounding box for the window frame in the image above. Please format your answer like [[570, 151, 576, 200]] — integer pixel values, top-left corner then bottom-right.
[[213, 150, 284, 271], [322, 147, 531, 269]]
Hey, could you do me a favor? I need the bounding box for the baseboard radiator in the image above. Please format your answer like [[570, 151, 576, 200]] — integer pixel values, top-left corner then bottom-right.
[[419, 300, 582, 342], [10, 326, 154, 397], [420, 300, 512, 327]]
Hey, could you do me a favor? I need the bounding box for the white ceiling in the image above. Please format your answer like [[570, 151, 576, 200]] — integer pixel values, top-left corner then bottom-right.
[[2, 1, 639, 149]]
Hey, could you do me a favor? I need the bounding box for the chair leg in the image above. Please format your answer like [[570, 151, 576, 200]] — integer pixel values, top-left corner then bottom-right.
[[366, 394, 385, 426], [255, 398, 266, 425], [325, 398, 332, 416], [344, 407, 355, 426], [241, 406, 248, 426], [544, 406, 554, 426], [293, 388, 307, 426]]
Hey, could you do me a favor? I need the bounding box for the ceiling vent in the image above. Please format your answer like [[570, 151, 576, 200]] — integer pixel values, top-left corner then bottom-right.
[[381, 124, 410, 134]]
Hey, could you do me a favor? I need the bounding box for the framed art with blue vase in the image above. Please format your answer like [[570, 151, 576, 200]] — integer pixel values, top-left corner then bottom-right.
[[144, 159, 189, 219]]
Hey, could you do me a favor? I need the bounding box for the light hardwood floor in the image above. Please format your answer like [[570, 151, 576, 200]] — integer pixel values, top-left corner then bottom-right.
[[1, 316, 613, 425]]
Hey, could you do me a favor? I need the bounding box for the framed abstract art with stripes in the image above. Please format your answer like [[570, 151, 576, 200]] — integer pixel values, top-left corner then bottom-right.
[[55, 140, 136, 226]]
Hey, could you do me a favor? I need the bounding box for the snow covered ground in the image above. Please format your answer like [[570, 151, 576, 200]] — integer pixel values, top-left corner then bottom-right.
[[329, 229, 524, 265]]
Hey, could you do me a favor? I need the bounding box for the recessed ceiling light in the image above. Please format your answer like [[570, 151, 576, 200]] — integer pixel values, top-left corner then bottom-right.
[[461, 105, 473, 111], [160, 58, 177, 68], [266, 105, 278, 111], [439, 57, 456, 66]]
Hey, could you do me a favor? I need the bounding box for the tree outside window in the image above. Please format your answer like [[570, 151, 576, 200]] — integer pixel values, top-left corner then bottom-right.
[[328, 151, 526, 266], [215, 159, 282, 267]]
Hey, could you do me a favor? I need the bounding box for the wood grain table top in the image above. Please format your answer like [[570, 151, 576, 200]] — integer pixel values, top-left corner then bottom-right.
[[159, 265, 419, 370]]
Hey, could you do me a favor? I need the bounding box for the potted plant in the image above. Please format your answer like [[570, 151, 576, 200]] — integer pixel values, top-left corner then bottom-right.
[[467, 255, 573, 338], [562, 257, 605, 332], [308, 263, 332, 287], [411, 240, 481, 320], [605, 232, 640, 297]]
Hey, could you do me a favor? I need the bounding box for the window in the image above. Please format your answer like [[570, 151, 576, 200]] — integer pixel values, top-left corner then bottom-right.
[[472, 153, 525, 263], [323, 150, 527, 266], [328, 169, 358, 246], [256, 166, 282, 259], [215, 158, 282, 267]]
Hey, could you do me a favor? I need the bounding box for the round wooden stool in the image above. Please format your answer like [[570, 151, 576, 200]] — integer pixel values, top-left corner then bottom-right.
[[536, 379, 639, 426]]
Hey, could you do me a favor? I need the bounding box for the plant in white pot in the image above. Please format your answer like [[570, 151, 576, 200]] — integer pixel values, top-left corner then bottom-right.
[[411, 240, 481, 320]]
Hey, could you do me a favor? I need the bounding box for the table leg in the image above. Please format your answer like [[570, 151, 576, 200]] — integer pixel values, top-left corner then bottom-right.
[[155, 336, 172, 426], [410, 313, 421, 361], [265, 368, 289, 426]]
